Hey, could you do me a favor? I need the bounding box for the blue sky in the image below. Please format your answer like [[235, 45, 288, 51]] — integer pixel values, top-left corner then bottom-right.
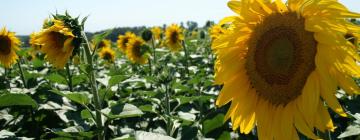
[[0, 0, 358, 35]]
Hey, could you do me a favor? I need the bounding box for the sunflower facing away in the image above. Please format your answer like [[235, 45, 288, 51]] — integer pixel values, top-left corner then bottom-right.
[[0, 28, 21, 68], [126, 37, 150, 64], [117, 32, 136, 53], [98, 46, 115, 63], [213, 0, 360, 139], [165, 24, 184, 52], [34, 19, 75, 69]]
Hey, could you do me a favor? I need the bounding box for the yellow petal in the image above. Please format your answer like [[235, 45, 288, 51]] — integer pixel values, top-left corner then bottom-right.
[[294, 107, 319, 139], [275, 0, 288, 13], [315, 103, 336, 132], [297, 71, 320, 128], [317, 68, 347, 117]]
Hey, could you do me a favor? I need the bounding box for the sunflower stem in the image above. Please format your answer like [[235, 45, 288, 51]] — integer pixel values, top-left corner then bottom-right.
[[65, 63, 73, 92], [148, 58, 152, 76], [17, 59, 27, 88], [151, 37, 156, 65], [164, 83, 172, 136], [81, 31, 104, 140], [4, 68, 11, 89], [113, 63, 121, 95], [182, 41, 190, 76]]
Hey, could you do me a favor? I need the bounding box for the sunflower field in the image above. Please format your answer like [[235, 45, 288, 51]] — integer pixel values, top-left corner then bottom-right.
[[1, 0, 360, 140]]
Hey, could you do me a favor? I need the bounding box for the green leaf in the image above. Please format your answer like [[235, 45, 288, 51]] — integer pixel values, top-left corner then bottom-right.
[[338, 124, 360, 138], [108, 75, 128, 87], [0, 130, 15, 139], [202, 114, 225, 135], [46, 73, 67, 84], [135, 131, 176, 140], [32, 58, 44, 68], [113, 136, 136, 140], [139, 105, 154, 113], [176, 96, 193, 105], [71, 74, 88, 86], [91, 29, 113, 49], [0, 93, 38, 109], [80, 109, 92, 119], [218, 131, 231, 140], [53, 126, 94, 139], [106, 103, 144, 119], [81, 15, 89, 27], [180, 126, 197, 140], [50, 90, 91, 105], [178, 111, 196, 122]]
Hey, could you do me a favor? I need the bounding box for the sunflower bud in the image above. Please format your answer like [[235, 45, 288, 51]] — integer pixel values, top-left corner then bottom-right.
[[200, 30, 206, 39], [141, 29, 153, 42]]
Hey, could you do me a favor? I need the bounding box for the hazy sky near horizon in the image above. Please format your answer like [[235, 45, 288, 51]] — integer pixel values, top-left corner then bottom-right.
[[0, 0, 359, 35]]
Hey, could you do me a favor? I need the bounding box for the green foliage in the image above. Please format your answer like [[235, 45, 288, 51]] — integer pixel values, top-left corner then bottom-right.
[[0, 93, 38, 108]]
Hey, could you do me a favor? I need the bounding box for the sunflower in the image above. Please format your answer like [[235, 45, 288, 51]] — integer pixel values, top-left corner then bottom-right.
[[29, 32, 42, 51], [191, 30, 198, 38], [98, 46, 115, 63], [117, 32, 136, 53], [34, 19, 75, 69], [26, 51, 36, 62], [92, 39, 111, 51], [209, 24, 225, 41], [165, 24, 184, 52], [213, 0, 360, 139], [151, 26, 162, 40], [126, 37, 150, 64], [0, 28, 21, 68]]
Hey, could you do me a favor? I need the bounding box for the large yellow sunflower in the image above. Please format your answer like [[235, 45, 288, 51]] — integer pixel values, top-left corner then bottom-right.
[[213, 0, 360, 139], [0, 28, 21, 68], [165, 24, 184, 52], [34, 19, 75, 69], [117, 32, 136, 53], [126, 37, 150, 64], [98, 46, 115, 63]]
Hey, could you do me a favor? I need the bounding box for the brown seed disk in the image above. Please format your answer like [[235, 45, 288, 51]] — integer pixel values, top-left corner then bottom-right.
[[0, 36, 12, 55], [245, 12, 317, 106]]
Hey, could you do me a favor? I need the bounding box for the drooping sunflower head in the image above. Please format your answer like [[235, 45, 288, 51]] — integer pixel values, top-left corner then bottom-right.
[[98, 46, 115, 63], [0, 28, 21, 68], [34, 19, 75, 69], [209, 24, 226, 41], [151, 26, 162, 40], [165, 24, 184, 52], [213, 0, 360, 139], [117, 32, 136, 53], [34, 13, 84, 69], [126, 36, 150, 64]]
